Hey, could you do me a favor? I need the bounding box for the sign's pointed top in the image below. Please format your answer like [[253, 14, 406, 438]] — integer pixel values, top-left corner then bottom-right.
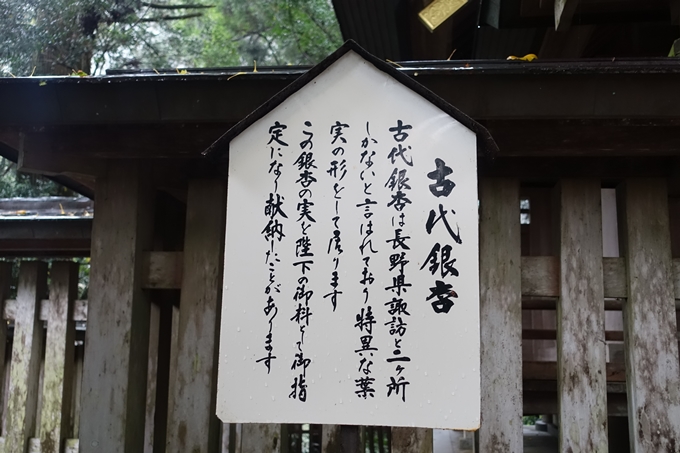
[[202, 40, 497, 159]]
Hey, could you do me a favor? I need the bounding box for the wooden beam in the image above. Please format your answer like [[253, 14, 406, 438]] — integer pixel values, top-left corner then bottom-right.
[[618, 179, 680, 450], [0, 218, 92, 258], [522, 256, 680, 301], [40, 262, 78, 453], [141, 251, 183, 289], [10, 125, 229, 160], [5, 262, 47, 453], [166, 180, 226, 453], [79, 161, 155, 453], [556, 180, 608, 452], [524, 361, 625, 382], [18, 132, 104, 178], [483, 119, 680, 158], [523, 329, 627, 341], [554, 0, 580, 30], [479, 178, 523, 452]]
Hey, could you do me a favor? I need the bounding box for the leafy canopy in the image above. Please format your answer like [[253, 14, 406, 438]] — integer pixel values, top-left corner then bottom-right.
[[0, 0, 343, 75], [0, 0, 342, 198]]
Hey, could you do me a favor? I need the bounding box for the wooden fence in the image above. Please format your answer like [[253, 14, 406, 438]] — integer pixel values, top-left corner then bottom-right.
[[0, 176, 679, 452]]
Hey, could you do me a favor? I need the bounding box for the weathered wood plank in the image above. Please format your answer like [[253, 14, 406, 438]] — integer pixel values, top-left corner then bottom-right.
[[557, 179, 608, 452], [141, 252, 183, 289], [0, 262, 10, 432], [4, 299, 86, 323], [673, 259, 680, 301], [166, 179, 226, 453], [603, 257, 627, 298], [391, 428, 432, 453], [479, 178, 522, 451], [143, 302, 160, 453], [6, 262, 47, 453], [71, 345, 84, 440], [523, 256, 680, 301], [522, 329, 626, 342], [79, 161, 154, 453], [231, 424, 243, 453], [321, 425, 341, 453], [240, 424, 281, 453], [618, 178, 680, 451], [40, 262, 78, 453], [524, 361, 626, 382], [152, 296, 177, 453], [521, 256, 558, 297]]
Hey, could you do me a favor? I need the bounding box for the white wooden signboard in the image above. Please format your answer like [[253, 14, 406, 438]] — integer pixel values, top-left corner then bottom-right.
[[217, 48, 480, 430]]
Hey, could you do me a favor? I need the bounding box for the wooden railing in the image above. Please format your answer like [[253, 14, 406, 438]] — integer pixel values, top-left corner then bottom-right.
[[1, 177, 680, 452]]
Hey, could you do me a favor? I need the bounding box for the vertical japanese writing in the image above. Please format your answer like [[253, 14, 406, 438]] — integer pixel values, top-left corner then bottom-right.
[[384, 119, 413, 402], [324, 121, 349, 312], [257, 121, 289, 373], [354, 122, 379, 400], [421, 158, 461, 314], [289, 121, 317, 402]]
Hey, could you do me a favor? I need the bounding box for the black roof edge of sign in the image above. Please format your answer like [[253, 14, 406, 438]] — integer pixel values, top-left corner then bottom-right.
[[201, 40, 498, 161]]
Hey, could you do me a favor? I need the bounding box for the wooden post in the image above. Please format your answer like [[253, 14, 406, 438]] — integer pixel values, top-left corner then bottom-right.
[[478, 178, 523, 452], [79, 161, 155, 453], [144, 302, 160, 453], [618, 178, 680, 450], [557, 180, 608, 452], [241, 424, 282, 453], [321, 425, 341, 453], [70, 343, 84, 440], [390, 428, 431, 453], [227, 424, 242, 453], [0, 262, 10, 434], [166, 179, 226, 453], [40, 262, 78, 453], [152, 296, 177, 453], [338, 426, 362, 453], [6, 261, 47, 453]]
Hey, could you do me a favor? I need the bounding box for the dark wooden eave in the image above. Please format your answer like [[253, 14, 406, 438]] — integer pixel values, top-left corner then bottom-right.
[[0, 218, 92, 257], [2, 58, 680, 195]]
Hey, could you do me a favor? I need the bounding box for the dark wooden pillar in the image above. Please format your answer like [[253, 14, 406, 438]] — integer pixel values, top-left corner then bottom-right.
[[80, 161, 155, 453], [166, 179, 226, 453]]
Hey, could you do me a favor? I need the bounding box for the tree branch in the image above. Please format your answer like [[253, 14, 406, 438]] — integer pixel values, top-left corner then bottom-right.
[[301, 5, 337, 44], [137, 13, 203, 22], [141, 2, 214, 10]]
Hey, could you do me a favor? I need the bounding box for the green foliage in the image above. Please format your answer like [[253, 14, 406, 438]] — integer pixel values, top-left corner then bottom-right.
[[0, 157, 74, 198], [523, 415, 539, 426], [0, 0, 342, 76], [215, 0, 342, 66]]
